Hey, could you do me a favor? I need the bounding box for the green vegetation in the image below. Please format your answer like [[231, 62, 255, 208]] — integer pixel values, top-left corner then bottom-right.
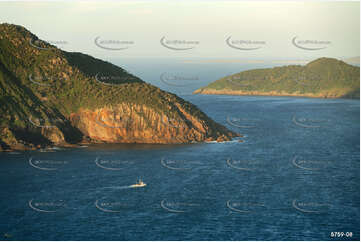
[[0, 23, 230, 149], [196, 58, 360, 98]]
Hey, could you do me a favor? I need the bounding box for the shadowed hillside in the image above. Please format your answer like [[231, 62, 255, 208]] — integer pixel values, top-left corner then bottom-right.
[[0, 23, 239, 151]]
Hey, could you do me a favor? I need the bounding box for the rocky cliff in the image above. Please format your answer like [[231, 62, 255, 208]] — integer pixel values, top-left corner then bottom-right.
[[0, 23, 239, 151]]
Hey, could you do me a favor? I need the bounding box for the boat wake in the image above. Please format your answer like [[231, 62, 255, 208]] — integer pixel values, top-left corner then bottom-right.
[[101, 185, 133, 190], [101, 180, 146, 190]]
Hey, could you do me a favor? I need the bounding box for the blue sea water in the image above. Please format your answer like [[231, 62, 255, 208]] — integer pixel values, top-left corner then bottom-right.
[[0, 60, 359, 240]]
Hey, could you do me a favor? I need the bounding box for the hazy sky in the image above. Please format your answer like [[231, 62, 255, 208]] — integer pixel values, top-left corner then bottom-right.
[[0, 0, 359, 60]]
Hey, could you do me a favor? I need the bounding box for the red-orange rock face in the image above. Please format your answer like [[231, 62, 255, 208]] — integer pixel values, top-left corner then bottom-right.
[[69, 104, 239, 144]]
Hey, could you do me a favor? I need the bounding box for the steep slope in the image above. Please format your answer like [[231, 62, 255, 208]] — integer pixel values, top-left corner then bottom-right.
[[0, 23, 239, 150], [194, 58, 360, 99]]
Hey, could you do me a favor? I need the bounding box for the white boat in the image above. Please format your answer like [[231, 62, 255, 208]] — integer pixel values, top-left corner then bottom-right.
[[130, 178, 146, 188]]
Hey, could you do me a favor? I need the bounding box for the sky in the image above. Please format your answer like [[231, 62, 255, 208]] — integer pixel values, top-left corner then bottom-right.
[[0, 0, 359, 61]]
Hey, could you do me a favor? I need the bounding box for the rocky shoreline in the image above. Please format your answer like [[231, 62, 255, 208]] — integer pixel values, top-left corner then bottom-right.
[[193, 88, 358, 99]]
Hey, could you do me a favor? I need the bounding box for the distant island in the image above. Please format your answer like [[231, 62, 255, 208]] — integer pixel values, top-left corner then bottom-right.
[[343, 56, 360, 65], [194, 57, 360, 99], [0, 23, 239, 151]]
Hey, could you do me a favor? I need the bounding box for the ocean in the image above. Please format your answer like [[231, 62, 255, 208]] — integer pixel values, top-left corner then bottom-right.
[[0, 59, 359, 240]]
